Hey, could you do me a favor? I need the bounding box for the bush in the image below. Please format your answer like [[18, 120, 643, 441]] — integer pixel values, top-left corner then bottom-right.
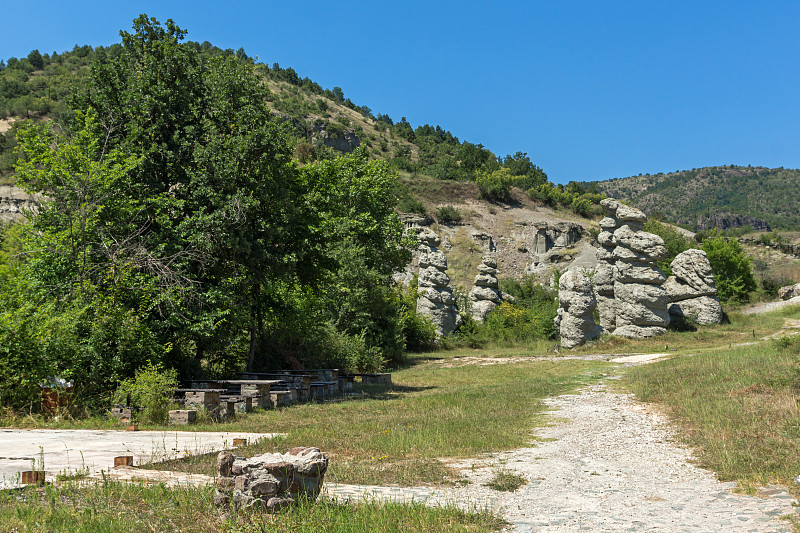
[[476, 169, 512, 202], [398, 196, 426, 215], [114, 362, 178, 425], [700, 229, 757, 303], [436, 205, 462, 224], [643, 219, 696, 276]]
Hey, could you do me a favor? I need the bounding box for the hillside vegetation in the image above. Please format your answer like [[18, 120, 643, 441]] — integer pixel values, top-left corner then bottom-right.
[[591, 165, 800, 231]]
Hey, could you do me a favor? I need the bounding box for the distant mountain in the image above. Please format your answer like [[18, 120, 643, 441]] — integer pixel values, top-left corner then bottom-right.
[[590, 166, 800, 231]]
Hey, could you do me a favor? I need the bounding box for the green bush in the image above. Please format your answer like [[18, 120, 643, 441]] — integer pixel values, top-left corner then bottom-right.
[[476, 169, 512, 202], [436, 205, 462, 223], [700, 229, 757, 303], [114, 362, 178, 425], [643, 219, 696, 276]]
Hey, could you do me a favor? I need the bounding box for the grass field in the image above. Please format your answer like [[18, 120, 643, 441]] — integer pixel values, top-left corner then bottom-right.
[[4, 304, 800, 531]]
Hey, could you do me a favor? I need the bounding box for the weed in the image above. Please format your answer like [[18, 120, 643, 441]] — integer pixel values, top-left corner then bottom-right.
[[484, 469, 527, 492]]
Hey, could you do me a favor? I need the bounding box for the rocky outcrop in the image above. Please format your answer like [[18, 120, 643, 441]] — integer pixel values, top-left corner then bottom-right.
[[309, 123, 360, 154], [471, 231, 496, 253], [531, 222, 583, 255], [779, 283, 800, 301], [664, 249, 723, 325], [469, 254, 502, 321], [555, 269, 603, 349], [0, 185, 40, 222], [214, 447, 328, 511], [596, 199, 669, 339], [417, 229, 462, 336]]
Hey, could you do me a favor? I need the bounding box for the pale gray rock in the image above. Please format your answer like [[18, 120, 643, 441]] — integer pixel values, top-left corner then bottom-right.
[[216, 447, 327, 512], [668, 296, 723, 325], [593, 199, 668, 338], [665, 249, 723, 325], [471, 300, 498, 320], [779, 283, 800, 301], [416, 231, 460, 336], [474, 273, 499, 288], [471, 231, 496, 253], [418, 250, 447, 270], [477, 263, 498, 275], [599, 216, 619, 230], [470, 285, 502, 304], [557, 269, 603, 349], [612, 325, 668, 339], [613, 226, 667, 260], [670, 249, 716, 295], [469, 254, 504, 322], [615, 261, 667, 285]]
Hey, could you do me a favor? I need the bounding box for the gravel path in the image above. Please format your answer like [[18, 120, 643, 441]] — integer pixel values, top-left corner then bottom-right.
[[327, 377, 797, 532], [741, 296, 800, 315]]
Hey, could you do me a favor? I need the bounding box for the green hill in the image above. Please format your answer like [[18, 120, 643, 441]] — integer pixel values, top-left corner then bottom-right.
[[590, 165, 800, 231], [0, 42, 549, 187]]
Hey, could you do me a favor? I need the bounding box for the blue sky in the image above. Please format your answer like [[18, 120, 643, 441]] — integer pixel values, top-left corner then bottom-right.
[[3, 1, 799, 184]]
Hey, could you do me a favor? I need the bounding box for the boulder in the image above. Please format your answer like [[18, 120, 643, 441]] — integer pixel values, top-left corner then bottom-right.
[[668, 296, 723, 325], [779, 283, 800, 301], [664, 249, 723, 325], [214, 447, 328, 512]]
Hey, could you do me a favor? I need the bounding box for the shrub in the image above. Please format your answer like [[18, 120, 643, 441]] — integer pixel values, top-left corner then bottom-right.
[[436, 205, 462, 224], [476, 169, 512, 202], [398, 196, 426, 215], [700, 229, 757, 303], [114, 362, 178, 425]]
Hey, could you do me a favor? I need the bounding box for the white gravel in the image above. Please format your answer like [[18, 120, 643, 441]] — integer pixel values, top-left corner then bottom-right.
[[440, 381, 797, 532]]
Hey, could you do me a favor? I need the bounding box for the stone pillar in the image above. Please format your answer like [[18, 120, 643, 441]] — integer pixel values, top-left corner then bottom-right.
[[597, 199, 670, 339], [416, 229, 462, 336], [555, 269, 603, 349], [468, 254, 502, 321]]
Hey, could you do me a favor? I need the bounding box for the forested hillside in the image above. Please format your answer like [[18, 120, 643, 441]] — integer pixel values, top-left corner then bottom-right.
[[591, 166, 800, 231], [0, 16, 611, 410]]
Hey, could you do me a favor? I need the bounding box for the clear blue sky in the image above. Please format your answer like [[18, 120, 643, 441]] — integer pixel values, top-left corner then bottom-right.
[[3, 1, 799, 184]]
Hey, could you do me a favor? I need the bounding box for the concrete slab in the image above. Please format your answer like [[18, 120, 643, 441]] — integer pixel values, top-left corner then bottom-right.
[[0, 429, 282, 489]]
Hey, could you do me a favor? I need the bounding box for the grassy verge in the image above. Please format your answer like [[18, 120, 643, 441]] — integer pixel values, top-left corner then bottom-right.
[[0, 482, 505, 532], [150, 358, 610, 486], [623, 311, 800, 493]]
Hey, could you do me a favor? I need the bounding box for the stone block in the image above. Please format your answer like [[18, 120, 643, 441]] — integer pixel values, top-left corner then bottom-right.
[[168, 409, 197, 425]]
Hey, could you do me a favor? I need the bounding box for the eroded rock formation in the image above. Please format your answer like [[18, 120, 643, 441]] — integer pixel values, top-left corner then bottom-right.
[[469, 254, 502, 322], [596, 199, 669, 339], [555, 269, 604, 349], [664, 249, 723, 325], [417, 229, 462, 336]]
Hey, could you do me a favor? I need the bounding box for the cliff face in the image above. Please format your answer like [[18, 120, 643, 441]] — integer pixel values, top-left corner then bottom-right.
[[0, 185, 39, 222]]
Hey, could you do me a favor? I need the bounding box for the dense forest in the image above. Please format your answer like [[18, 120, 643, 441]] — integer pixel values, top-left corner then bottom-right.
[[590, 166, 800, 231]]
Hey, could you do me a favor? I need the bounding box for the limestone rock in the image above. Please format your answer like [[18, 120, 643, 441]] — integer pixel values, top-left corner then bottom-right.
[[612, 325, 668, 339], [669, 249, 716, 296], [779, 283, 800, 300], [474, 273, 499, 288], [594, 199, 669, 338], [416, 230, 460, 336], [664, 249, 723, 325], [470, 285, 502, 304], [668, 296, 723, 325], [469, 254, 504, 321], [215, 447, 328, 512], [557, 269, 603, 349]]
